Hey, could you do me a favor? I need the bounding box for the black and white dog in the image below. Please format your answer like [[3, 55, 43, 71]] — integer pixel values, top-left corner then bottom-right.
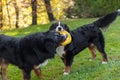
[[50, 10, 120, 75], [0, 31, 66, 80]]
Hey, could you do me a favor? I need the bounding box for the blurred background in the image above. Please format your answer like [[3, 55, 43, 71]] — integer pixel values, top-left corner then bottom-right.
[[0, 0, 120, 30], [0, 1, 120, 80]]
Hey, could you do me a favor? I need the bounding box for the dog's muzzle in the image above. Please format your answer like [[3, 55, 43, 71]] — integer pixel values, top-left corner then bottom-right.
[[56, 26, 64, 31]]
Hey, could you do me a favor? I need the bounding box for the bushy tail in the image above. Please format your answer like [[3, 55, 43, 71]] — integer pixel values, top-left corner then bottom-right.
[[94, 9, 120, 30]]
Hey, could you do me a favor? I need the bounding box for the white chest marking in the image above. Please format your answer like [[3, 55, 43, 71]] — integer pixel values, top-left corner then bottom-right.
[[35, 59, 49, 69], [56, 46, 65, 58]]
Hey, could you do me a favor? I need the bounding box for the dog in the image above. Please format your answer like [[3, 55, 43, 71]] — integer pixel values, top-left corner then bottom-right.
[[0, 31, 66, 80], [49, 10, 120, 75]]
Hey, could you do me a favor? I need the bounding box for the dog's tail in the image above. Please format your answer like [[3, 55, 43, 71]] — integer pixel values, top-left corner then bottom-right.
[[94, 9, 120, 30]]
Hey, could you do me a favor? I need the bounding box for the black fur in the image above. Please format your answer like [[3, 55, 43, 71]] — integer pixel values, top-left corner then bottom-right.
[[49, 22, 70, 32], [50, 10, 120, 74], [0, 31, 65, 79]]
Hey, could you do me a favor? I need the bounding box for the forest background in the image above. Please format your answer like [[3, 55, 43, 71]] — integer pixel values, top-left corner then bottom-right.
[[0, 0, 120, 30]]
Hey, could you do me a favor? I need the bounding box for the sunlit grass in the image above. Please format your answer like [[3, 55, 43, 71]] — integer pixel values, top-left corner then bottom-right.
[[0, 16, 120, 80]]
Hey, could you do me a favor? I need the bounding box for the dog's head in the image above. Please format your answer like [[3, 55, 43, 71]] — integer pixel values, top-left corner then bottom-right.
[[44, 31, 67, 54], [45, 31, 67, 46], [49, 22, 72, 58], [49, 22, 70, 32]]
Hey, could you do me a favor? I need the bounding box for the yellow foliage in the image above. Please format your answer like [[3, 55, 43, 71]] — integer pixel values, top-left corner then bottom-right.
[[51, 0, 65, 20], [0, 12, 2, 14], [37, 0, 49, 24], [1, 0, 73, 30], [1, 26, 10, 31]]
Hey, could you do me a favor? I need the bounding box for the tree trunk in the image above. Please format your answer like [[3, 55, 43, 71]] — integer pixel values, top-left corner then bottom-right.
[[0, 0, 3, 28], [31, 0, 37, 25], [5, 0, 11, 28], [44, 0, 55, 21], [14, 0, 19, 28]]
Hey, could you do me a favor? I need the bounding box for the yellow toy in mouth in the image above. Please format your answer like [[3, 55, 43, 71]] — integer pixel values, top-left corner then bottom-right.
[[58, 30, 72, 46]]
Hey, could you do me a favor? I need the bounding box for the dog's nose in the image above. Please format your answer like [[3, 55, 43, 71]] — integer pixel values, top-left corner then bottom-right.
[[58, 27, 62, 31]]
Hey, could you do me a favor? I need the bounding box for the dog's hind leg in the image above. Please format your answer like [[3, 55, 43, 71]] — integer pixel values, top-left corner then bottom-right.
[[1, 59, 9, 80], [88, 43, 96, 61], [101, 52, 108, 64], [96, 32, 108, 64], [95, 42, 108, 64], [98, 48, 108, 64]]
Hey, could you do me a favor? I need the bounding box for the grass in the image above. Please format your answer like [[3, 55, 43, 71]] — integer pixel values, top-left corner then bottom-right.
[[0, 16, 120, 80]]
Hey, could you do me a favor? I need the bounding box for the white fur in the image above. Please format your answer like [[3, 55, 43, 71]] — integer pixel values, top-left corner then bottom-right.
[[118, 9, 120, 12], [58, 22, 61, 26], [55, 22, 64, 31], [63, 72, 69, 75], [35, 59, 49, 69], [56, 46, 65, 58], [102, 61, 107, 64], [89, 59, 92, 61]]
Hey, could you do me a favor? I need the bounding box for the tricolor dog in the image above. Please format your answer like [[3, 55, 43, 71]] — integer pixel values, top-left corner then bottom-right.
[[50, 10, 120, 75], [0, 31, 67, 80]]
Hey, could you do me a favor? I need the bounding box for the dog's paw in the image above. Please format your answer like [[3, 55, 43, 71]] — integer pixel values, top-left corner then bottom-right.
[[89, 59, 92, 61], [63, 72, 69, 75], [118, 9, 120, 12], [102, 61, 107, 64]]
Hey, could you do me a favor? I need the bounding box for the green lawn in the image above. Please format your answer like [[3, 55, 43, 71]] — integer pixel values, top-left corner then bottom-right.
[[0, 17, 120, 80]]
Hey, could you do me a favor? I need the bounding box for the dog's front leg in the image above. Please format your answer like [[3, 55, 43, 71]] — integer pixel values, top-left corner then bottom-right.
[[22, 68, 32, 80], [1, 60, 9, 80], [61, 58, 66, 65], [64, 66, 71, 75], [33, 66, 42, 78], [1, 64, 8, 80], [61, 57, 71, 75], [63, 56, 74, 75]]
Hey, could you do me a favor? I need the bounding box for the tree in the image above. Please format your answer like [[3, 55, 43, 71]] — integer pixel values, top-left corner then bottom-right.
[[13, 0, 19, 28], [31, 0, 37, 25], [65, 0, 120, 18], [44, 0, 55, 21], [5, 0, 11, 28], [0, 0, 3, 28]]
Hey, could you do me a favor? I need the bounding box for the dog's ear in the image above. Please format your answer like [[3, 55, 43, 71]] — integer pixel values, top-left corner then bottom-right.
[[49, 24, 55, 30], [44, 41, 56, 56], [64, 24, 70, 32]]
